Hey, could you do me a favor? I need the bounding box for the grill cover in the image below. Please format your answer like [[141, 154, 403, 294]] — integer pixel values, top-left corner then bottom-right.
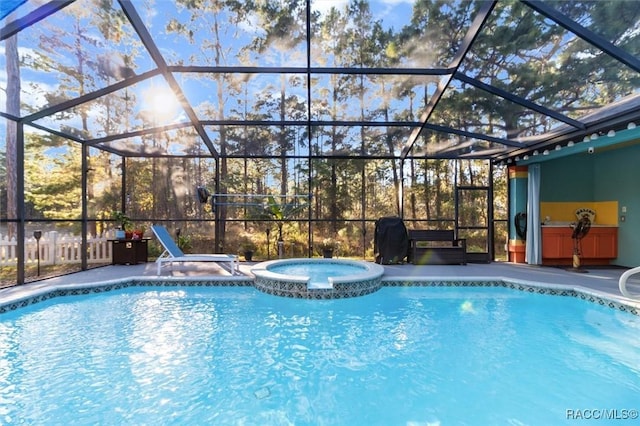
[[374, 216, 408, 264]]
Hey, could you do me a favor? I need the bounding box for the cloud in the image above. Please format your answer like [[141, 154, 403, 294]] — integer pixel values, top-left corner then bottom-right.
[[312, 0, 349, 17]]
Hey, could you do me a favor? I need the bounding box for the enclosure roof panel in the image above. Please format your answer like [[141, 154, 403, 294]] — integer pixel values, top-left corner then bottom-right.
[[1, 0, 638, 162], [0, 0, 26, 20]]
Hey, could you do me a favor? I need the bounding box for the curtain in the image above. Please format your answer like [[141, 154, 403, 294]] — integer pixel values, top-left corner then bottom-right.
[[526, 164, 541, 265]]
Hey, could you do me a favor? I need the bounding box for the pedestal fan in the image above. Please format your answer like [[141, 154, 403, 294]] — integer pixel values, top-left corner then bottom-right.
[[570, 214, 591, 272]]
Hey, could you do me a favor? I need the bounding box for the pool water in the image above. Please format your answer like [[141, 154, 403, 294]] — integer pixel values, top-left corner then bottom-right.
[[268, 261, 366, 285], [1, 286, 639, 425]]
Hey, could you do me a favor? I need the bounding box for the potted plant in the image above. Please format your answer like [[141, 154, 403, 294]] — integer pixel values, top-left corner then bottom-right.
[[174, 228, 192, 252], [240, 240, 257, 262], [111, 211, 132, 239], [243, 196, 309, 259], [132, 225, 146, 240], [263, 196, 308, 258], [318, 238, 335, 258]]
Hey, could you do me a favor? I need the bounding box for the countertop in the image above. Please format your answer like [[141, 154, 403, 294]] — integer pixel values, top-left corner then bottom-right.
[[541, 222, 618, 228]]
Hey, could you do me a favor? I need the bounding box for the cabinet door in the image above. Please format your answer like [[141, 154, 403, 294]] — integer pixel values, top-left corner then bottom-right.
[[542, 231, 562, 258], [542, 229, 576, 258], [579, 233, 597, 258], [593, 230, 618, 258], [134, 241, 148, 263], [112, 241, 135, 264], [561, 234, 576, 257]]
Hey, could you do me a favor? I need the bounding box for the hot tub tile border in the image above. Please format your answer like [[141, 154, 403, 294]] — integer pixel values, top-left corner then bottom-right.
[[252, 276, 382, 299]]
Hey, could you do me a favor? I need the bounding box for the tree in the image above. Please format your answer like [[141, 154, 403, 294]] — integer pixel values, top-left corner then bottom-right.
[[4, 31, 19, 238], [25, 135, 82, 223]]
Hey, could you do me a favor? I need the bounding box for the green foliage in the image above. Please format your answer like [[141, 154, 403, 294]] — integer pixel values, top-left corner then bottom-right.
[[24, 135, 82, 221], [110, 211, 132, 231], [177, 234, 192, 253], [238, 238, 256, 252], [263, 196, 308, 241], [317, 238, 335, 251]]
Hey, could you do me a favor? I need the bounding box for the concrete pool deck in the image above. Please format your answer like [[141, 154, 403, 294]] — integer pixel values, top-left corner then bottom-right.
[[2, 260, 640, 311]]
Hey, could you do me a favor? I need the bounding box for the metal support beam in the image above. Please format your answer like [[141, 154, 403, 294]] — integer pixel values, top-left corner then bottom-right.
[[121, 157, 127, 214], [0, 0, 75, 41], [118, 0, 219, 159], [454, 72, 586, 130], [172, 65, 453, 76], [22, 69, 161, 124], [424, 123, 525, 149], [214, 157, 221, 252], [401, 1, 498, 160], [16, 123, 25, 285], [81, 143, 88, 270], [524, 0, 640, 74], [306, 0, 314, 258]]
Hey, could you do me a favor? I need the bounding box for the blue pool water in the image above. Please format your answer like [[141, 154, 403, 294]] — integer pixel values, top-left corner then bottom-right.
[[268, 262, 366, 285], [1, 286, 639, 425]]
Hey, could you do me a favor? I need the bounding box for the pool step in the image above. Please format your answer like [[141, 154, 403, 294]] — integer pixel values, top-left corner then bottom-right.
[[307, 280, 333, 290]]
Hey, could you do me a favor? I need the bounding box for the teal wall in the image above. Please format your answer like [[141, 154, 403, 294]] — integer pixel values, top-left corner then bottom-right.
[[509, 174, 528, 240], [595, 144, 640, 267], [540, 143, 640, 267], [540, 154, 594, 201]]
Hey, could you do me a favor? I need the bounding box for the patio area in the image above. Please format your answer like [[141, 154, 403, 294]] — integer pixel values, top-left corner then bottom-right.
[[2, 260, 639, 313]]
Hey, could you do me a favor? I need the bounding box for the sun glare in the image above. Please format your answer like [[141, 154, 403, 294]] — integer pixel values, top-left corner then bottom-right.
[[141, 86, 180, 123], [150, 90, 179, 119]]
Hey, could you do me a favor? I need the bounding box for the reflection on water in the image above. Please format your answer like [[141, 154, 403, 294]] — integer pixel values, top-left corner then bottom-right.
[[0, 286, 638, 424]]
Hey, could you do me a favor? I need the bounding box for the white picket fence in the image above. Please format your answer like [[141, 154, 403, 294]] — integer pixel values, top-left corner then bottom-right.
[[0, 231, 114, 266]]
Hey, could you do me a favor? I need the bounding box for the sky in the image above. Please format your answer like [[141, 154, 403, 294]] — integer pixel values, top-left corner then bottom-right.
[[1, 0, 423, 147]]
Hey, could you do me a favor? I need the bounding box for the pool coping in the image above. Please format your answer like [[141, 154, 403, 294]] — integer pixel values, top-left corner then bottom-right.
[[251, 258, 385, 283], [0, 273, 638, 316]]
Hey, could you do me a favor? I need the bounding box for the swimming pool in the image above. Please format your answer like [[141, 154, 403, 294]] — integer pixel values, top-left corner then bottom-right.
[[1, 284, 639, 424]]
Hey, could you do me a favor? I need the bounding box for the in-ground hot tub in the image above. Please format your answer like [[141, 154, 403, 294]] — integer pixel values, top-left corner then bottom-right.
[[251, 258, 385, 299]]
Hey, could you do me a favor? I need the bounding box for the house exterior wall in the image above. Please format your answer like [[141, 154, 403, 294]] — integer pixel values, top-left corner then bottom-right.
[[540, 143, 640, 267]]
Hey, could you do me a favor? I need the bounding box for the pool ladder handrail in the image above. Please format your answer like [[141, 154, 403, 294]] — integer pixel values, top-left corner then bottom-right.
[[618, 265, 640, 299]]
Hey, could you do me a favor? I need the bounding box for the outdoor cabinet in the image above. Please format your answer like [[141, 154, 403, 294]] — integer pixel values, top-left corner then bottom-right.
[[110, 239, 148, 265], [541, 226, 617, 266]]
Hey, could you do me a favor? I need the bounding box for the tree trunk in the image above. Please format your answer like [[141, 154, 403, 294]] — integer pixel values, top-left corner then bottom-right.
[[5, 34, 20, 239]]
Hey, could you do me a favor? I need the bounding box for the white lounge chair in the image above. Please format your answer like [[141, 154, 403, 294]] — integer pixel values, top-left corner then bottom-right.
[[151, 225, 239, 275]]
